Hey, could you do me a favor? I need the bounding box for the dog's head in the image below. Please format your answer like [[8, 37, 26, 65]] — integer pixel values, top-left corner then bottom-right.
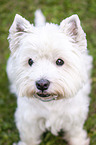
[[8, 14, 88, 101]]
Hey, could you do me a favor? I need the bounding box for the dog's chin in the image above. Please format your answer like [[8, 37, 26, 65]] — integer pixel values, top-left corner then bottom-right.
[[34, 92, 58, 102]]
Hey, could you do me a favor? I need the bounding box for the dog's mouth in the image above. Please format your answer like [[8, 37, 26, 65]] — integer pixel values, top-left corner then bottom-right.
[[34, 92, 58, 102]]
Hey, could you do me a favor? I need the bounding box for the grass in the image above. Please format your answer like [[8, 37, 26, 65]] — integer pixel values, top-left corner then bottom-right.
[[0, 0, 96, 144]]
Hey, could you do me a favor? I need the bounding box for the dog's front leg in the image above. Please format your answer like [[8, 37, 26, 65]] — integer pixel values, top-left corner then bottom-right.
[[13, 119, 43, 145], [64, 127, 90, 145], [14, 108, 45, 145]]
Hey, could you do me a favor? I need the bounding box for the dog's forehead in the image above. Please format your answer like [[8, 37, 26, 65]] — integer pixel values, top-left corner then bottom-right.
[[21, 24, 72, 54]]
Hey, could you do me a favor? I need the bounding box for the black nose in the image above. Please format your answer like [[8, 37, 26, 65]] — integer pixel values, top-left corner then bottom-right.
[[36, 79, 50, 92]]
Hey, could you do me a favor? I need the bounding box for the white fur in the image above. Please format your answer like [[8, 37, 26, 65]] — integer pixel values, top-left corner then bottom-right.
[[7, 10, 92, 145], [34, 9, 46, 27]]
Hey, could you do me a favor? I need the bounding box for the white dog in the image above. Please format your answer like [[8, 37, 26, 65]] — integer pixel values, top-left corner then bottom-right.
[[7, 10, 92, 145]]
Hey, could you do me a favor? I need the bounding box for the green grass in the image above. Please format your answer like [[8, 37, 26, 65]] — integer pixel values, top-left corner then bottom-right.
[[0, 0, 96, 144]]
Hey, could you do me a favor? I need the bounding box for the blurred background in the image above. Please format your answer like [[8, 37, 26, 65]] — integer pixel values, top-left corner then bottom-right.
[[0, 0, 96, 144]]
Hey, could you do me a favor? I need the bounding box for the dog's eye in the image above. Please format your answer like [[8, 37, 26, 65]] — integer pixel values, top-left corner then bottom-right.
[[28, 58, 34, 66], [56, 59, 64, 66]]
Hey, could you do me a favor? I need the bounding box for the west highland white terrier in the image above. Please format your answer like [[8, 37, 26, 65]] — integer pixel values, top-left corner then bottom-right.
[[7, 10, 92, 145]]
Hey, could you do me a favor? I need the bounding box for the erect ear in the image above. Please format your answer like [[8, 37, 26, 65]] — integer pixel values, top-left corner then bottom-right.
[[60, 15, 87, 51], [8, 14, 32, 52], [9, 14, 32, 34]]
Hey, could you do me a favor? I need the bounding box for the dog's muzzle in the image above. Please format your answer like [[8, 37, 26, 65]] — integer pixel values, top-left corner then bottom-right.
[[35, 79, 58, 101], [34, 92, 58, 102], [37, 92, 50, 98]]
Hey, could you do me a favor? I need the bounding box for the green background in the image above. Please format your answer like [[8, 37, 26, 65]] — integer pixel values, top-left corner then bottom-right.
[[0, 0, 96, 144]]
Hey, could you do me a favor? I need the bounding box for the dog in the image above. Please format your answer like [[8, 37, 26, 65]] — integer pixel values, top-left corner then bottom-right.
[[7, 10, 92, 145]]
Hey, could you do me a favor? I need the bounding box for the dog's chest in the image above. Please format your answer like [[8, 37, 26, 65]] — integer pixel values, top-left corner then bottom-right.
[[17, 95, 88, 134]]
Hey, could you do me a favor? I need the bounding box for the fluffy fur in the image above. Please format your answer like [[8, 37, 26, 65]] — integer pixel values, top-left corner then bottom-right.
[[7, 10, 92, 145]]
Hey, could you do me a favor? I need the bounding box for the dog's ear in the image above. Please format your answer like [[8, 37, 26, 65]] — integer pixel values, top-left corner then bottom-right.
[[60, 15, 87, 50], [9, 14, 32, 34], [8, 14, 32, 52]]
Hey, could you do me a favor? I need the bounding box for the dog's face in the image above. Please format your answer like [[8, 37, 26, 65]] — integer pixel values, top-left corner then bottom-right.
[[8, 14, 88, 101]]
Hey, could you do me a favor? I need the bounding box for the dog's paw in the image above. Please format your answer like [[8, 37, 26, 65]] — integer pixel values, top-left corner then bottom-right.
[[85, 138, 90, 145], [13, 142, 26, 145], [69, 137, 90, 145]]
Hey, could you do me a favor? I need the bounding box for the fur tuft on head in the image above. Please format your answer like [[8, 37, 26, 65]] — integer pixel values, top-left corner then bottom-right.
[[34, 9, 46, 27]]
